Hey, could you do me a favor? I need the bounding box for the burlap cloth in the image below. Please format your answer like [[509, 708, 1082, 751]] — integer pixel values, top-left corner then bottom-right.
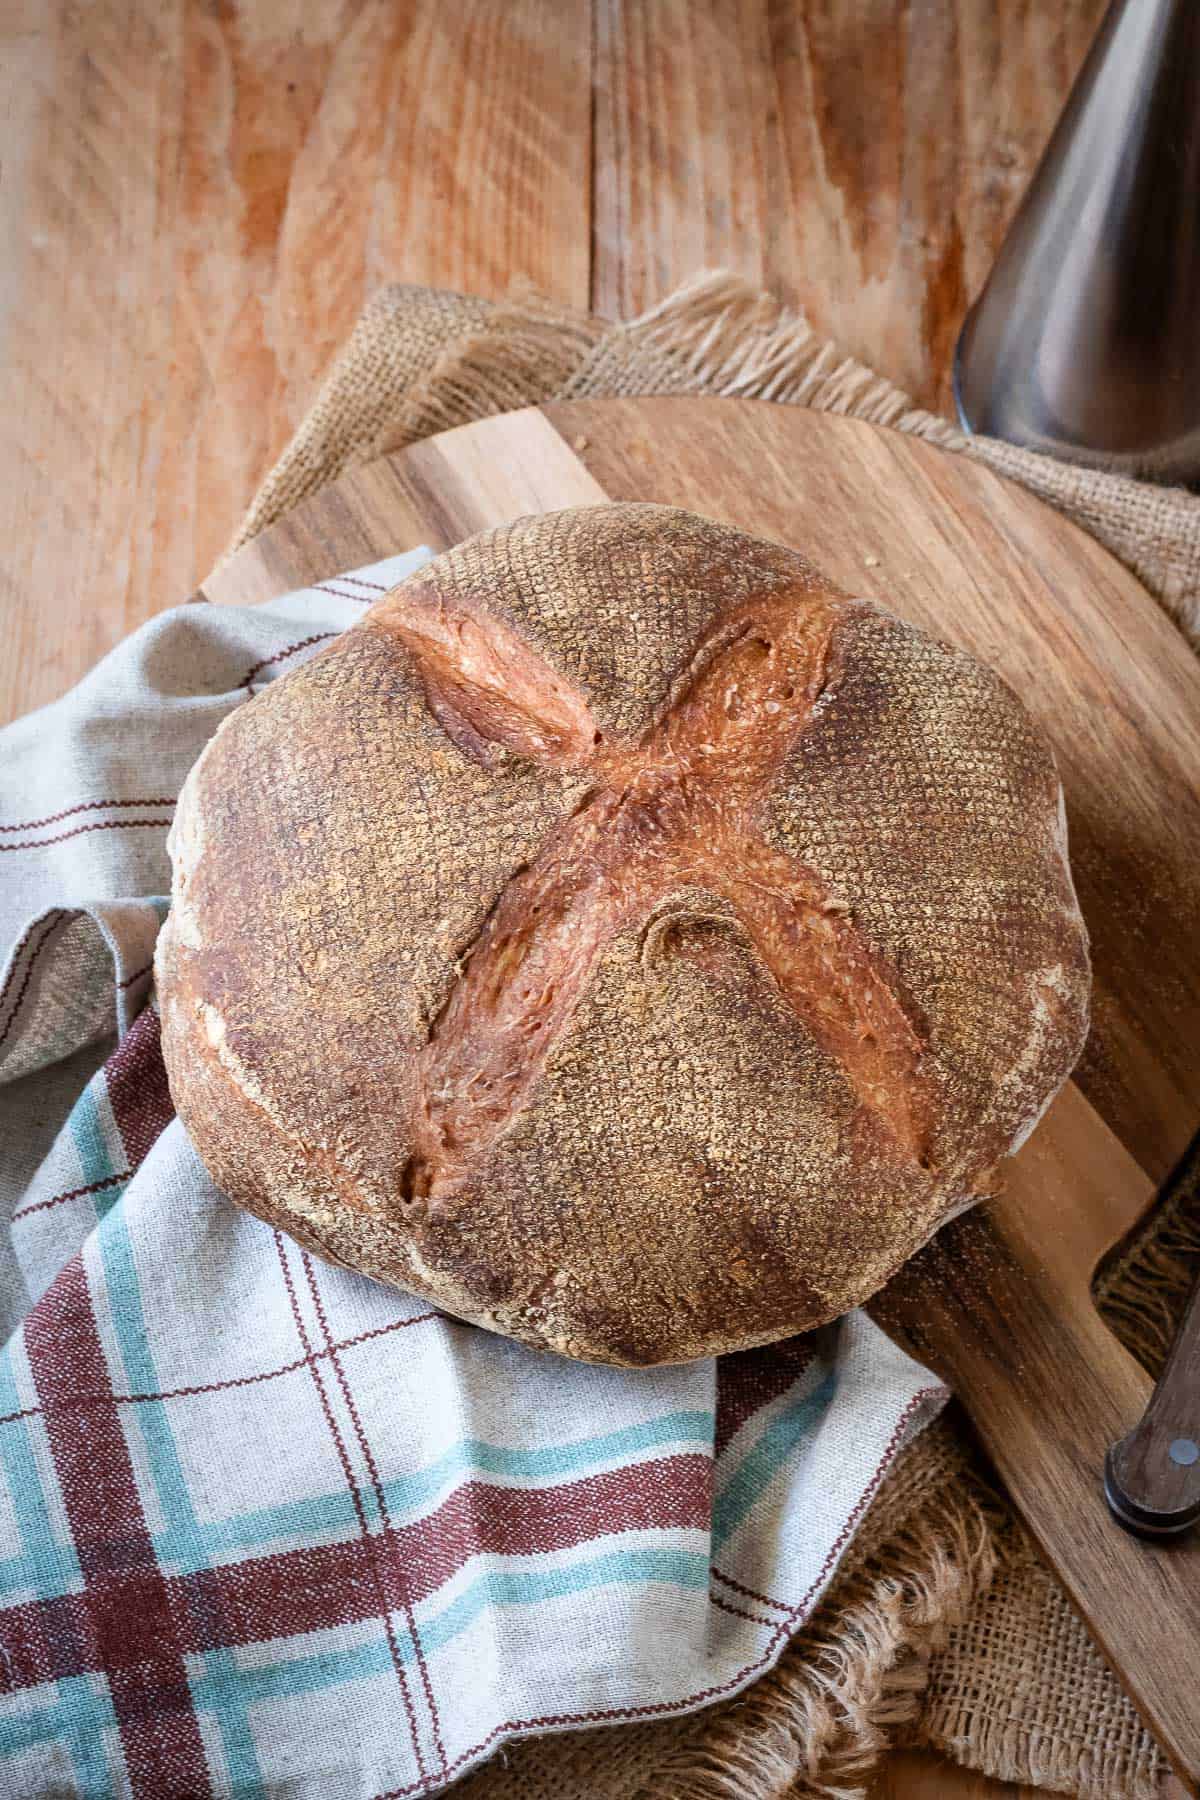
[[229, 274, 1200, 1799]]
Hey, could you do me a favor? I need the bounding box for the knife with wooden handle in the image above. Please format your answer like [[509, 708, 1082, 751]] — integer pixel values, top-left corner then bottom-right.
[[871, 1087, 1200, 1795], [1105, 1131, 1200, 1540]]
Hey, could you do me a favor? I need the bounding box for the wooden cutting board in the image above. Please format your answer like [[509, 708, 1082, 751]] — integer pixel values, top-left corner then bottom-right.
[[205, 398, 1200, 1790]]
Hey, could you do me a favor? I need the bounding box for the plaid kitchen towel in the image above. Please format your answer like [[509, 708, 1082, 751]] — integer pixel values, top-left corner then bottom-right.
[[0, 553, 946, 1800]]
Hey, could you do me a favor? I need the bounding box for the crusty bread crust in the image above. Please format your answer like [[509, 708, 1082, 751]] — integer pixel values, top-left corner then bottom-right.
[[156, 504, 1090, 1364]]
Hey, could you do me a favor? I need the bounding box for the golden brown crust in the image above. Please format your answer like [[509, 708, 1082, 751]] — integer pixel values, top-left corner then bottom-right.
[[156, 503, 1091, 1365]]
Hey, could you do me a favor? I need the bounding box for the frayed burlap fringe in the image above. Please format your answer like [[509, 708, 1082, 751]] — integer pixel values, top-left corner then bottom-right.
[[227, 274, 1200, 1798], [230, 285, 494, 550], [455, 1423, 1000, 1800], [373, 289, 606, 458], [234, 272, 1200, 649], [632, 1457, 1001, 1800], [564, 274, 962, 448], [919, 1520, 1167, 1800]]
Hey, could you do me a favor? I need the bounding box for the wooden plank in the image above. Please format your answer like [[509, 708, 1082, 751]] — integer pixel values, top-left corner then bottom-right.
[[397, 409, 609, 537], [877, 1750, 1190, 1798], [200, 411, 608, 603], [1, 0, 1117, 731], [371, 2, 592, 304], [592, 0, 1110, 410], [0, 0, 592, 729], [879, 1759, 1189, 1800], [872, 1752, 1037, 1799], [201, 461, 434, 606], [592, 0, 788, 313], [876, 1753, 1199, 1800]]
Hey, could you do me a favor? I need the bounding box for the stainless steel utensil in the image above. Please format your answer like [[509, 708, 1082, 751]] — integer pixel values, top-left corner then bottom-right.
[[955, 0, 1200, 483]]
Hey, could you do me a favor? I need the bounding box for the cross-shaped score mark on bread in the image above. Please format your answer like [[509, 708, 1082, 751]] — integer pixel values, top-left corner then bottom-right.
[[373, 579, 933, 1212]]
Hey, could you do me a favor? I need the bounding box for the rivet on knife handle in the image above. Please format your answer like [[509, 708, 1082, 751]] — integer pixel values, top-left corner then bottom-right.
[[1105, 1248, 1200, 1539]]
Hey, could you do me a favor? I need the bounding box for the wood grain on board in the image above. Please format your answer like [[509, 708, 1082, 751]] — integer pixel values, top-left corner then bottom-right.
[[873, 1755, 1038, 1800], [0, 0, 1111, 728], [208, 398, 1200, 1788]]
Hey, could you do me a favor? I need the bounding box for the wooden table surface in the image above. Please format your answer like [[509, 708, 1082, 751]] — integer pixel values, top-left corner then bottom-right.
[[0, 3, 1115, 1795]]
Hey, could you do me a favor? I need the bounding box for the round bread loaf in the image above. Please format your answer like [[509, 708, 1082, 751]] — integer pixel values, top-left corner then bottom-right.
[[157, 503, 1090, 1365]]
